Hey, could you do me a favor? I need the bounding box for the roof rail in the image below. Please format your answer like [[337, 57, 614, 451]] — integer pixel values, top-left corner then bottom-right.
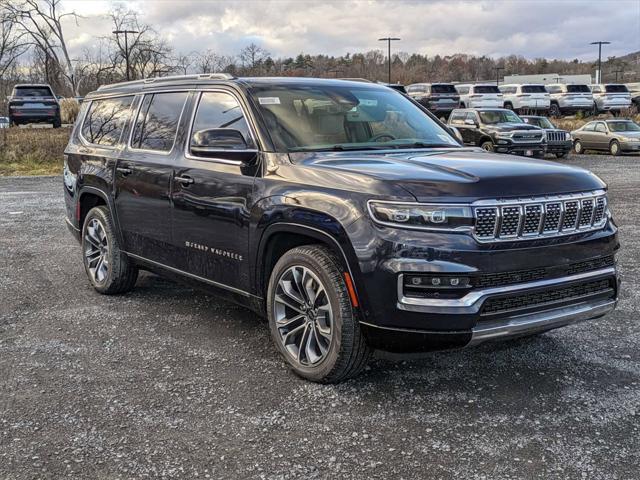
[[97, 73, 235, 91]]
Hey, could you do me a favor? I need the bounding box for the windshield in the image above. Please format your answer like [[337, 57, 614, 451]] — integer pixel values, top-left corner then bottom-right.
[[249, 83, 460, 152], [479, 110, 523, 124], [608, 121, 640, 132], [567, 85, 591, 93]]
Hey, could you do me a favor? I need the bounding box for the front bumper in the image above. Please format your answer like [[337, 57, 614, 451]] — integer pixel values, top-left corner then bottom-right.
[[494, 141, 546, 156], [546, 140, 573, 154], [620, 140, 640, 152]]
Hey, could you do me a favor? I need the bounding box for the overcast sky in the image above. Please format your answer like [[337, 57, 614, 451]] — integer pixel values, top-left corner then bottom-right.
[[61, 0, 640, 61]]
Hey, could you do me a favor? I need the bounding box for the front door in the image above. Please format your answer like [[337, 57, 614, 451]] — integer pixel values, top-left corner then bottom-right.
[[114, 91, 190, 264], [171, 90, 260, 292]]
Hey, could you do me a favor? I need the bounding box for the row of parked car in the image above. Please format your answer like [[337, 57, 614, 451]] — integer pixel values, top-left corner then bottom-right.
[[407, 82, 639, 118], [446, 107, 640, 157]]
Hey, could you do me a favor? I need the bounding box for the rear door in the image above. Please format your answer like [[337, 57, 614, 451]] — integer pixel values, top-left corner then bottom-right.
[[170, 89, 260, 291], [114, 90, 190, 264], [593, 122, 609, 149]]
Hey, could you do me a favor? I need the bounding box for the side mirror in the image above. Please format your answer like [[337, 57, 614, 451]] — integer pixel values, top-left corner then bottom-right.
[[449, 126, 464, 143], [190, 128, 252, 155]]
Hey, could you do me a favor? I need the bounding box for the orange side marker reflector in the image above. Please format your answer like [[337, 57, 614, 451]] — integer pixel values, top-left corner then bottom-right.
[[343, 272, 359, 308]]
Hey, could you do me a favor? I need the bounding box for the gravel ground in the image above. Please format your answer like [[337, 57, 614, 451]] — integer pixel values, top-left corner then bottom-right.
[[1, 153, 638, 479]]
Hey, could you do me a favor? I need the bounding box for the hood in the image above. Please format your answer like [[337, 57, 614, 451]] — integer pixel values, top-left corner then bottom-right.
[[614, 131, 640, 138], [485, 123, 541, 132], [293, 148, 605, 201]]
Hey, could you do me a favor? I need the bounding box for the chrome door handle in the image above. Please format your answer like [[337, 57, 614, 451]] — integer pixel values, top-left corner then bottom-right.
[[174, 175, 194, 185], [116, 166, 132, 175]]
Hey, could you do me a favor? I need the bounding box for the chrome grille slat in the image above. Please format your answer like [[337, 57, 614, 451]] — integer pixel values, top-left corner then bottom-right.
[[473, 191, 608, 243]]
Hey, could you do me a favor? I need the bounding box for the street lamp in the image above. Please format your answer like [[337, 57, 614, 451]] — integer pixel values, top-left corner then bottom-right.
[[590, 41, 611, 84], [378, 37, 401, 84], [612, 68, 624, 82], [495, 66, 505, 86], [113, 29, 139, 81]]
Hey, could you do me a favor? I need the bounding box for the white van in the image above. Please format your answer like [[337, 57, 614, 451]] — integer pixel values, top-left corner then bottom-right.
[[498, 84, 550, 113], [455, 84, 503, 109]]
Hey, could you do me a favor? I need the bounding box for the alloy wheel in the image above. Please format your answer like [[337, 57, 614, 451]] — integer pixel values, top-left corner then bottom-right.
[[273, 265, 333, 366], [84, 218, 109, 284]]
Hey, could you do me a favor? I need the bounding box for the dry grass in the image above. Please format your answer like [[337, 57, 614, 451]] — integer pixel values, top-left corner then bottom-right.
[[60, 98, 80, 124], [0, 127, 71, 176]]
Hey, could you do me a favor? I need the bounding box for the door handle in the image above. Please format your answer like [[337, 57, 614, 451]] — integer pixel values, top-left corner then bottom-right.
[[174, 175, 194, 185], [116, 166, 132, 175]]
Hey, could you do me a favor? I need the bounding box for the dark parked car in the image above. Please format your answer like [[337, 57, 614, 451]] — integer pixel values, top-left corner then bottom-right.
[[521, 115, 572, 158], [8, 84, 61, 128], [571, 119, 640, 155], [407, 83, 460, 118], [448, 108, 546, 157], [63, 75, 619, 382]]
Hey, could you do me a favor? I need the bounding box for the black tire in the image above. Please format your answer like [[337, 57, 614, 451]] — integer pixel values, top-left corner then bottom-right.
[[549, 103, 561, 118], [504, 102, 513, 110], [266, 245, 371, 383], [480, 140, 495, 152], [573, 139, 584, 154], [81, 205, 138, 294], [52, 116, 62, 128], [609, 140, 621, 156], [555, 151, 568, 158]]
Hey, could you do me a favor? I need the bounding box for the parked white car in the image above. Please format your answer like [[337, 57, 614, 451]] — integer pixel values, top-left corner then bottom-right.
[[545, 84, 594, 117], [0, 116, 9, 129], [590, 84, 632, 114], [455, 84, 503, 108], [498, 84, 550, 113]]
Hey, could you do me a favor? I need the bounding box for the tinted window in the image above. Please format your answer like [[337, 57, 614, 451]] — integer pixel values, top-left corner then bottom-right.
[[567, 85, 591, 93], [522, 85, 547, 94], [608, 121, 640, 132], [605, 85, 628, 93], [474, 85, 500, 94], [190, 92, 254, 149], [449, 111, 466, 124], [595, 123, 607, 133], [131, 92, 188, 152], [13, 86, 53, 97], [500, 86, 517, 94], [478, 110, 522, 124], [82, 96, 133, 146], [456, 86, 470, 95], [431, 84, 457, 94]]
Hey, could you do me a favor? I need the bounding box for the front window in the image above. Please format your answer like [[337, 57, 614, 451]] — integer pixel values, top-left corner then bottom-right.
[[532, 117, 555, 129], [608, 121, 640, 132], [478, 110, 522, 124], [249, 83, 459, 152]]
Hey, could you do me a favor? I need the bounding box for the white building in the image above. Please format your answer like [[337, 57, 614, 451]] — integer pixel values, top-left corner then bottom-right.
[[502, 73, 593, 85]]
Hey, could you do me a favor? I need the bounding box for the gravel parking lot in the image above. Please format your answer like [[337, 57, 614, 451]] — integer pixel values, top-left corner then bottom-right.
[[1, 153, 638, 479]]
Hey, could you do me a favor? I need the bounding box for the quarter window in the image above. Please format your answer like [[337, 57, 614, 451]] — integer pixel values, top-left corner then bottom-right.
[[190, 92, 255, 150], [81, 96, 134, 146], [131, 92, 189, 152]]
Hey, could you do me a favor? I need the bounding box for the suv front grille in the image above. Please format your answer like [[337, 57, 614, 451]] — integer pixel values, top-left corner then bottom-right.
[[547, 131, 566, 143], [480, 278, 614, 315], [473, 191, 607, 242]]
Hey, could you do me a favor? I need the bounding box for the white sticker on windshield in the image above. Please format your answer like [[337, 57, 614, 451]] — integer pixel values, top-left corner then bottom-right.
[[258, 97, 281, 105], [359, 99, 378, 107]]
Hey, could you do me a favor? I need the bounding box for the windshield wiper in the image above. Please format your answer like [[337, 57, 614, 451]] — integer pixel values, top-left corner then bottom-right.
[[388, 142, 458, 149], [292, 145, 392, 152]]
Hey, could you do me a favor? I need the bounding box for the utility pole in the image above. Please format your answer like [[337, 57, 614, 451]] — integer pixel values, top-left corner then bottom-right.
[[113, 29, 139, 81], [590, 41, 611, 83], [378, 37, 400, 84], [612, 69, 624, 82], [495, 66, 505, 86]]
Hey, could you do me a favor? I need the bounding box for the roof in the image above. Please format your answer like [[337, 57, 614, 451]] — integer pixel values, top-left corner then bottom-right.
[[13, 83, 53, 88]]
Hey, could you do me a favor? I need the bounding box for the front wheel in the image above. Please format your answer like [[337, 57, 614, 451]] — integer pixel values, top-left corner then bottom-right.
[[573, 140, 584, 154], [82, 206, 138, 294], [609, 140, 621, 156], [267, 245, 371, 383], [480, 140, 495, 152]]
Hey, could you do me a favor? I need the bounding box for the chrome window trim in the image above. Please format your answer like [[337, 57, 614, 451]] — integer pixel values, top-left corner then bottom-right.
[[183, 89, 260, 166], [127, 90, 190, 156], [397, 266, 616, 312]]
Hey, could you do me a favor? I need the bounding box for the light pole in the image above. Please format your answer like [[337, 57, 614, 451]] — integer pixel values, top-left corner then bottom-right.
[[613, 69, 623, 82], [113, 29, 139, 81], [590, 41, 611, 83], [378, 37, 400, 84], [495, 66, 505, 86]]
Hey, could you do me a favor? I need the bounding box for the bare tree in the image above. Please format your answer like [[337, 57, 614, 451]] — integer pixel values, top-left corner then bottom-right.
[[1, 0, 80, 95], [239, 43, 269, 71]]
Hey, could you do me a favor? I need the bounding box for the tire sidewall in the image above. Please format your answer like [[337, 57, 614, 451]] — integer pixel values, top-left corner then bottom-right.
[[82, 206, 116, 291], [266, 248, 349, 382], [481, 140, 494, 152], [574, 140, 583, 154], [610, 140, 620, 156]]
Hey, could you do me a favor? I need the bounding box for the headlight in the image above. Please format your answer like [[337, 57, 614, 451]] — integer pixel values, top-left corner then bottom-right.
[[368, 201, 473, 231], [565, 132, 571, 141], [495, 132, 513, 138]]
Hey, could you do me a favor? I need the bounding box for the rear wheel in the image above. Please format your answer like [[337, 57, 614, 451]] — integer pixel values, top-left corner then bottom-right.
[[82, 206, 138, 294], [609, 140, 621, 156], [549, 103, 561, 118], [266, 245, 371, 383], [52, 116, 62, 128], [573, 139, 584, 154], [480, 140, 495, 152], [504, 102, 513, 110]]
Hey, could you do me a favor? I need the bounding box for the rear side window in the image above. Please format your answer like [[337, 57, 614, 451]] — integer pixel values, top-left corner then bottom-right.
[[474, 85, 500, 94], [431, 84, 457, 94], [131, 92, 189, 152], [522, 85, 547, 94], [190, 92, 254, 150], [13, 86, 53, 97], [81, 96, 134, 147], [605, 85, 628, 93], [567, 85, 591, 93]]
